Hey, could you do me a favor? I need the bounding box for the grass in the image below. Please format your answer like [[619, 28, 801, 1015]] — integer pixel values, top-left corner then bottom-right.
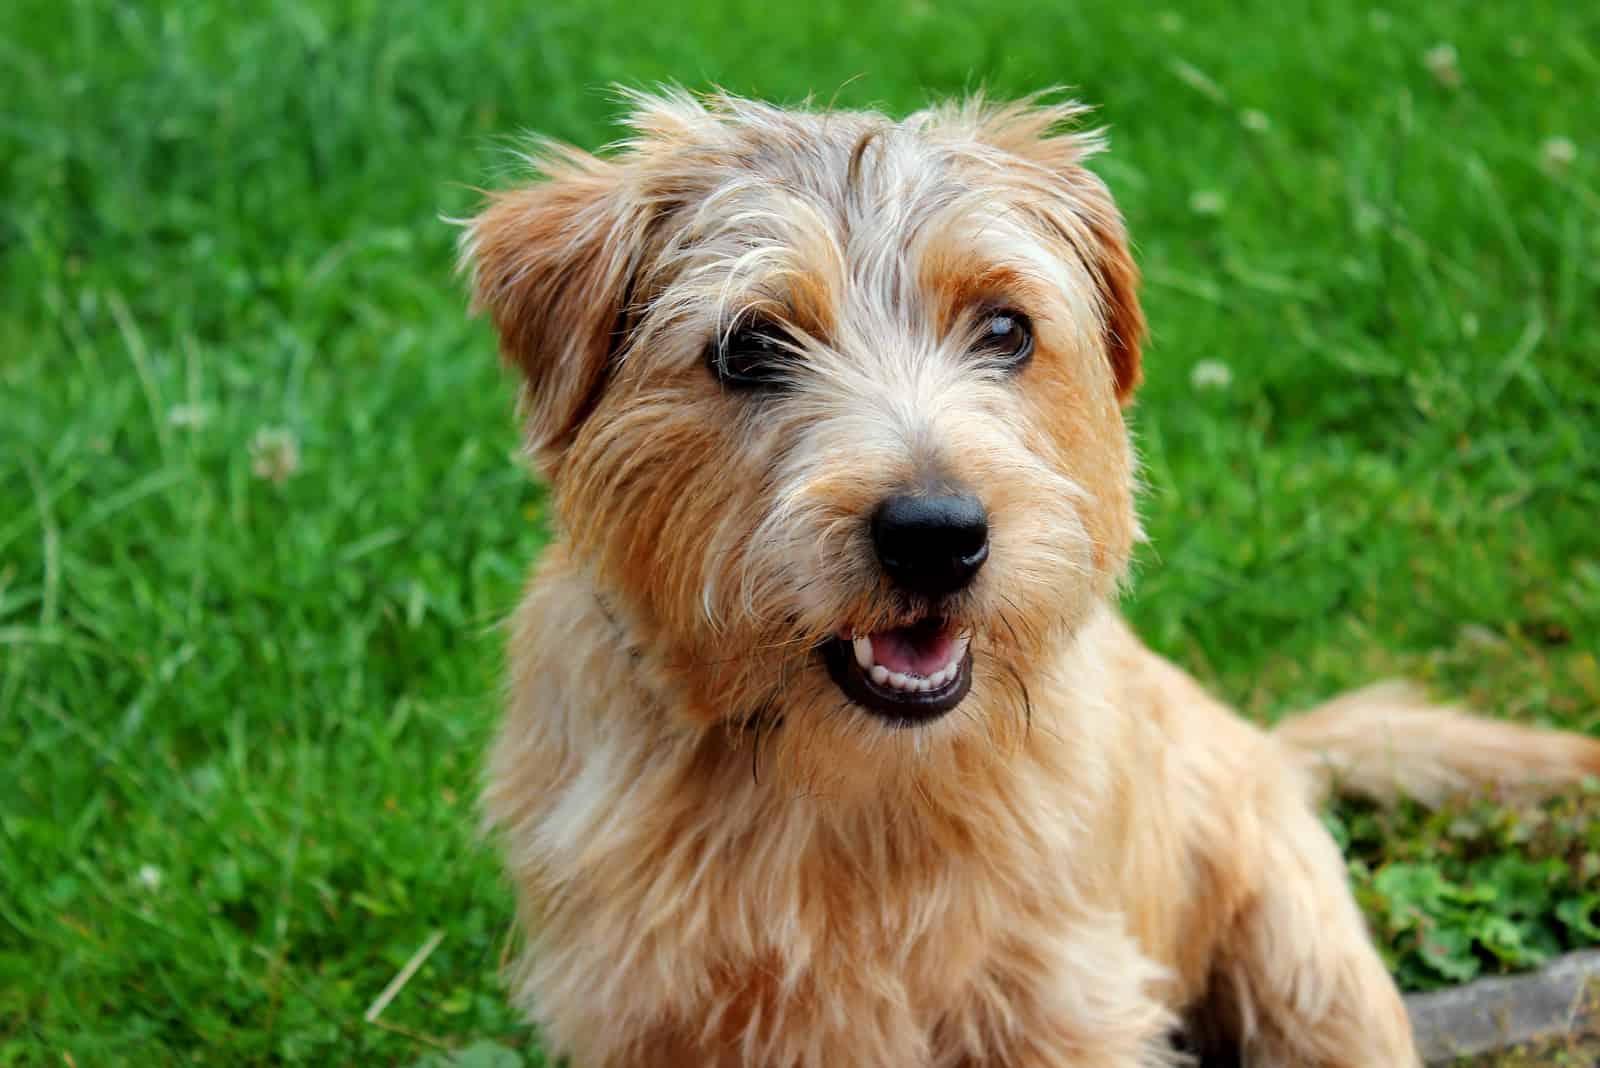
[[3, 0, 1598, 1063]]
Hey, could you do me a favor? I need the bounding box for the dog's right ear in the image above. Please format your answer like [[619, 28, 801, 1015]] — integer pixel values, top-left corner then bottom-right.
[[461, 148, 643, 470]]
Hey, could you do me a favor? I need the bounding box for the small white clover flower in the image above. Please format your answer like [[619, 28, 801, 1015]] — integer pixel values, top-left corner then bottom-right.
[[1189, 190, 1225, 216], [137, 865, 164, 891], [1424, 44, 1462, 89], [250, 426, 301, 485], [1457, 624, 1504, 650], [1189, 359, 1233, 391], [1540, 136, 1576, 176], [167, 404, 211, 429]]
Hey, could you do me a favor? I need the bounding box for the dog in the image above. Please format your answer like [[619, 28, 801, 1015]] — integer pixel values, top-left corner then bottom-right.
[[459, 90, 1600, 1067]]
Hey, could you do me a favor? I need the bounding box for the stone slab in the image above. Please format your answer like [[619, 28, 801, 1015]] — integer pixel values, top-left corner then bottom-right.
[[1403, 950, 1600, 1065]]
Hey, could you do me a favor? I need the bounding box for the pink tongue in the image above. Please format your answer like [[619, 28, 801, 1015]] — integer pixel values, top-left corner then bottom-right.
[[870, 624, 956, 677]]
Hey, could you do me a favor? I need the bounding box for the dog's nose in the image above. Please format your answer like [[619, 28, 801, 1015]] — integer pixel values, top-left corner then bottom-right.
[[871, 491, 990, 596]]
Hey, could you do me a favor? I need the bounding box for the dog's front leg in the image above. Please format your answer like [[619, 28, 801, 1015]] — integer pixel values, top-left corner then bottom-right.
[[949, 917, 1181, 1068], [1210, 782, 1421, 1067]]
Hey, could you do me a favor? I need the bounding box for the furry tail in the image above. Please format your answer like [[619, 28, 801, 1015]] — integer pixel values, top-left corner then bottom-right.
[[1274, 681, 1600, 807]]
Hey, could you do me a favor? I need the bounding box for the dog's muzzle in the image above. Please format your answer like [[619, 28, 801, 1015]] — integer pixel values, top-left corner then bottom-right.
[[822, 617, 973, 726]]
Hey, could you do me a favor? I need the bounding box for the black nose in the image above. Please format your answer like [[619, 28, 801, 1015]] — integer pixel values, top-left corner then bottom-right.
[[871, 491, 990, 596]]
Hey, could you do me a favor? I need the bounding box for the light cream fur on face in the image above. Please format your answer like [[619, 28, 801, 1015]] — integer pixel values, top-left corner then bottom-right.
[[461, 90, 1600, 1067]]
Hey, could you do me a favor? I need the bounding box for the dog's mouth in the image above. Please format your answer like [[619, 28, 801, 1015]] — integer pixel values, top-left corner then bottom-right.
[[821, 617, 973, 725]]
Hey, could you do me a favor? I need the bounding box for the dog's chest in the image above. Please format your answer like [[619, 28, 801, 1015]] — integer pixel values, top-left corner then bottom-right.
[[568, 752, 1082, 1007]]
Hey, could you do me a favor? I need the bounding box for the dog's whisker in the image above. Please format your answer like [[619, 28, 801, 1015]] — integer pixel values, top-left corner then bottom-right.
[[1002, 661, 1035, 739], [995, 601, 1024, 648], [751, 713, 768, 784]]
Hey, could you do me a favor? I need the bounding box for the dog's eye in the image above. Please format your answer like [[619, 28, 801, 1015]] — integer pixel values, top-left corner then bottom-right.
[[707, 321, 795, 391], [971, 308, 1034, 370]]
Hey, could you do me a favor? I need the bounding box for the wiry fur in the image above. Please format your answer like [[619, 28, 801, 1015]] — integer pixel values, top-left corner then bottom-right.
[[459, 90, 1600, 1067]]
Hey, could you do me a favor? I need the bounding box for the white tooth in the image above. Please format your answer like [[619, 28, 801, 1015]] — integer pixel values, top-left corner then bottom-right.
[[931, 667, 949, 688], [888, 671, 911, 691], [870, 665, 890, 685], [853, 635, 874, 670], [917, 678, 933, 692]]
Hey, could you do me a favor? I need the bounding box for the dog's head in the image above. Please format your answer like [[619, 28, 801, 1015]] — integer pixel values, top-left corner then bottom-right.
[[463, 91, 1144, 785]]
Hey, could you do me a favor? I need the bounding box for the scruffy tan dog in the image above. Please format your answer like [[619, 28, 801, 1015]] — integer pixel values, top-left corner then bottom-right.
[[460, 91, 1600, 1067]]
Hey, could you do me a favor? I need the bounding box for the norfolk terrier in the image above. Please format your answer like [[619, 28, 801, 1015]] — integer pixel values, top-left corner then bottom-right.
[[460, 90, 1600, 1067]]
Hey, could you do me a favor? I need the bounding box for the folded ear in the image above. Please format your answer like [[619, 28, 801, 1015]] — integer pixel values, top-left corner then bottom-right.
[[1062, 168, 1145, 404], [940, 95, 1146, 404], [461, 147, 645, 469]]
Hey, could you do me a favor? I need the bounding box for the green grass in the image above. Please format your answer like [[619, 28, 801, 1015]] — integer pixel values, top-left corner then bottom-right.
[[4, 0, 1599, 1063]]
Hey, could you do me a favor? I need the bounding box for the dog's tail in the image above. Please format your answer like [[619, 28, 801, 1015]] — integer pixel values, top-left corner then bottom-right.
[[1273, 681, 1600, 807]]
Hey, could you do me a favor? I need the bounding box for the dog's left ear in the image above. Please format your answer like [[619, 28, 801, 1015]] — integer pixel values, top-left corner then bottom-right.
[[460, 147, 646, 470], [950, 96, 1146, 403], [1059, 170, 1145, 404]]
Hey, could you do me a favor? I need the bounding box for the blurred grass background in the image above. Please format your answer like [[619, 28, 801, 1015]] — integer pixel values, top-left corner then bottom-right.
[[3, 0, 1599, 1063]]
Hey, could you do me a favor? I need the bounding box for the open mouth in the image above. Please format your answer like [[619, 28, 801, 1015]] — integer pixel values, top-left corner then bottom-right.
[[821, 617, 973, 725]]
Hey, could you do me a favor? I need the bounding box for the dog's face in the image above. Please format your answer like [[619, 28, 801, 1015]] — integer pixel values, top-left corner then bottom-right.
[[465, 92, 1144, 784]]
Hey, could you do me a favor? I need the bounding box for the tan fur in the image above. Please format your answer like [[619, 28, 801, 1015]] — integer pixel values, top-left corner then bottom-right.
[[460, 90, 1600, 1067], [1278, 681, 1600, 808]]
